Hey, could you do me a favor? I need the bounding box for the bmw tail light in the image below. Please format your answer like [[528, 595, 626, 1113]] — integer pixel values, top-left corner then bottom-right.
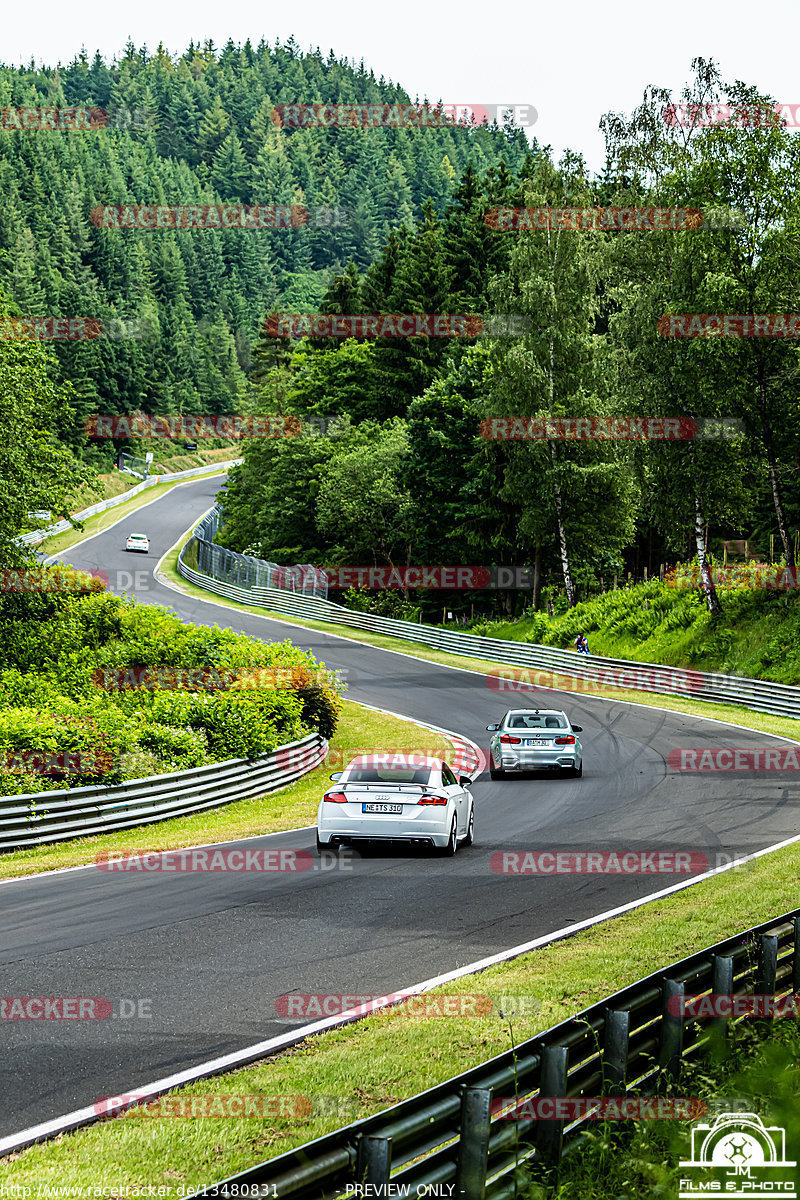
[[554, 735, 576, 745], [499, 735, 521, 744], [323, 791, 348, 803], [418, 795, 448, 806]]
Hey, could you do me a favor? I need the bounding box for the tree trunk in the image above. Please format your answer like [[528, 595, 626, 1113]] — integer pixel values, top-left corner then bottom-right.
[[532, 544, 542, 611], [759, 361, 795, 567], [694, 494, 722, 616], [547, 326, 576, 607], [550, 443, 576, 607]]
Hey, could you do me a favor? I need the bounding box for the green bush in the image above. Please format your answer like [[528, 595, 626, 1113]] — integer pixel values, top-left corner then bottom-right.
[[0, 573, 343, 794], [138, 723, 208, 769], [339, 586, 421, 621], [198, 690, 304, 759]]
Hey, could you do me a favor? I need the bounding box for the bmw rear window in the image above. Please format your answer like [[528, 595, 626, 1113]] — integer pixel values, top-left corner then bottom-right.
[[504, 714, 567, 730]]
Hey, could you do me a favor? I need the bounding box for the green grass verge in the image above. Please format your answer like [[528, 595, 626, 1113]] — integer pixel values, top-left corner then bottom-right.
[[0, 699, 448, 881], [3, 830, 800, 1194]]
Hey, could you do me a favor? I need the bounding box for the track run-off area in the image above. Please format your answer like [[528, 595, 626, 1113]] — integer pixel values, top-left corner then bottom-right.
[[2, 474, 799, 1139]]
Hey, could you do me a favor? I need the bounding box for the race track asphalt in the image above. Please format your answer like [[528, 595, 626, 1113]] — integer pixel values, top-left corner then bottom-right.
[[2, 475, 798, 1137]]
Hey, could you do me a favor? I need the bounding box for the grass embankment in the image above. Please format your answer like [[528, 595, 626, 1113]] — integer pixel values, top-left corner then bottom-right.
[[0, 699, 445, 881], [56, 446, 239, 519], [532, 1019, 800, 1197], [469, 580, 800, 685]]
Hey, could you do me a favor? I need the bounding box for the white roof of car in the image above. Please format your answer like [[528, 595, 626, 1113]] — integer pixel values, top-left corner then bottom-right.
[[346, 754, 443, 767]]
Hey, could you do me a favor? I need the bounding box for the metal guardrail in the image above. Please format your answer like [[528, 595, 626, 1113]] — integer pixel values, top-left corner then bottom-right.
[[0, 731, 325, 850], [193, 908, 800, 1200], [191, 508, 329, 598], [18, 460, 241, 546], [178, 539, 800, 722]]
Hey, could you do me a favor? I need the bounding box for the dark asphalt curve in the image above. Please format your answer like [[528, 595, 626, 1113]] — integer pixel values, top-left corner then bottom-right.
[[2, 475, 799, 1137]]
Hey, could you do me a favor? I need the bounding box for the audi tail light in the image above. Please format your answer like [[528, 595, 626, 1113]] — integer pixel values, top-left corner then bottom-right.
[[418, 795, 448, 806], [323, 791, 348, 803]]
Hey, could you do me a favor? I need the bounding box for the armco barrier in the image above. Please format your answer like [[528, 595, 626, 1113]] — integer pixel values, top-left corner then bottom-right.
[[177, 530, 800, 722], [191, 909, 800, 1199], [0, 731, 325, 850], [18, 460, 241, 547]]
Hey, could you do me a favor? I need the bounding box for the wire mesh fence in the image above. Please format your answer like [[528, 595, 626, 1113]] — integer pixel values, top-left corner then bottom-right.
[[193, 508, 329, 598]]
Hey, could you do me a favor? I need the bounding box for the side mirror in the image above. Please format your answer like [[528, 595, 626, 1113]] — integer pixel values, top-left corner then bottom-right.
[[486, 723, 500, 732], [571, 726, 582, 733], [459, 775, 472, 787], [330, 772, 341, 781]]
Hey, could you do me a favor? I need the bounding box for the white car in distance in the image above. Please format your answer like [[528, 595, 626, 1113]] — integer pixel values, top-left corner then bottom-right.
[[125, 533, 150, 553], [316, 755, 474, 856]]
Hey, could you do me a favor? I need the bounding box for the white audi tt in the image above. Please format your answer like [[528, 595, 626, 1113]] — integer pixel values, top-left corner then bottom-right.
[[125, 532, 150, 553], [316, 755, 474, 855]]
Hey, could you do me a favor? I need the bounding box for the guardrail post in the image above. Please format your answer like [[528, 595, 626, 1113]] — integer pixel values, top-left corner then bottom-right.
[[456, 1087, 492, 1200], [604, 1009, 630, 1096], [534, 1045, 568, 1164], [710, 955, 734, 1040], [659, 979, 684, 1083], [356, 1135, 392, 1189], [756, 933, 778, 999]]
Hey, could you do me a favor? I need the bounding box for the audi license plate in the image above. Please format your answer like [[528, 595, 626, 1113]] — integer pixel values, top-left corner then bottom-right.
[[363, 802, 402, 814]]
